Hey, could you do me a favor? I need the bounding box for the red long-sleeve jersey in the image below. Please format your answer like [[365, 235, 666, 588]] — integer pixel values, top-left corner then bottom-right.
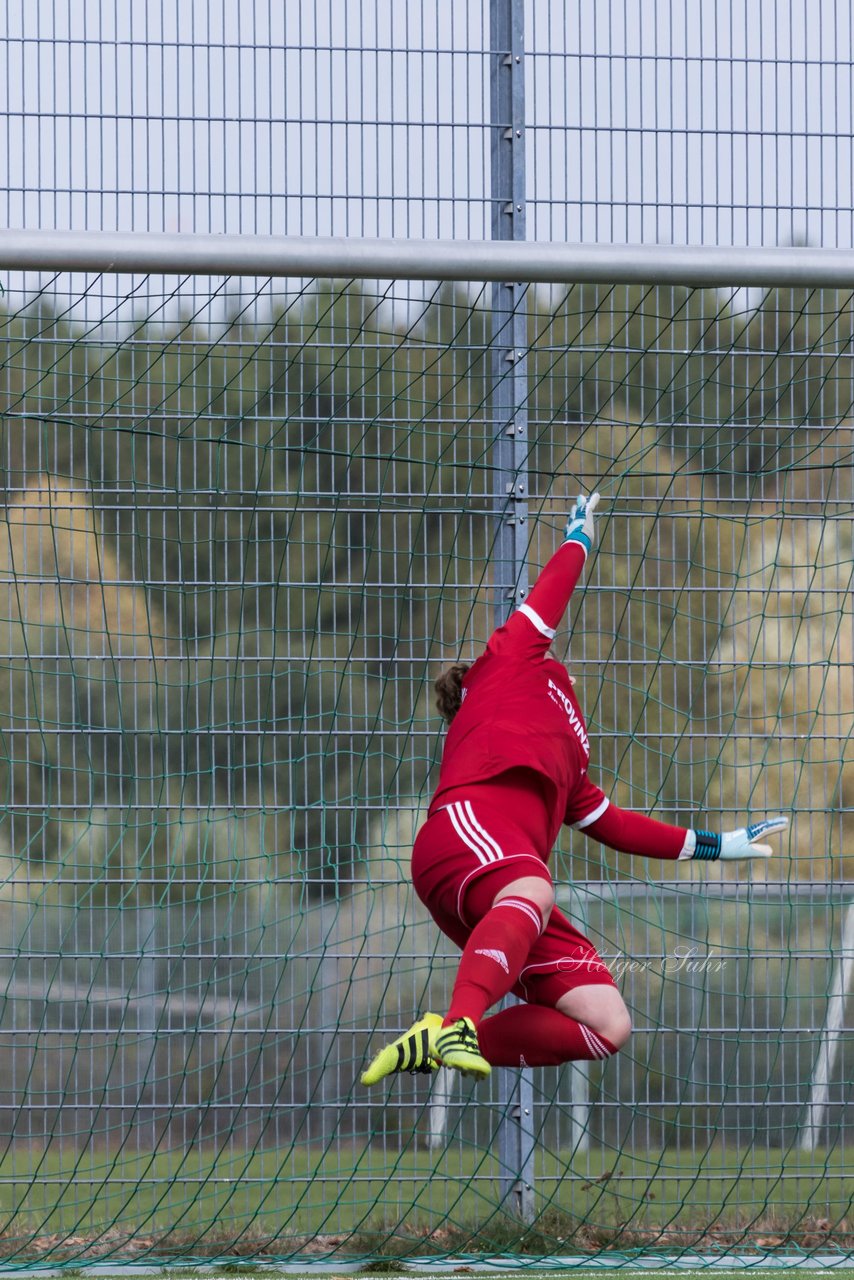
[[430, 540, 690, 862]]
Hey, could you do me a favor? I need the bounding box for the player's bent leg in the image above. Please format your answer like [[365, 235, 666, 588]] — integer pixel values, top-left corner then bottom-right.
[[403, 805, 565, 1083], [478, 1001, 625, 1067], [476, 904, 630, 1067], [443, 873, 552, 1009], [436, 869, 555, 1081]]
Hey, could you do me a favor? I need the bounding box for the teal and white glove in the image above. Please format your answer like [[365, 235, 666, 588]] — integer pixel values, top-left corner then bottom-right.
[[564, 491, 601, 555], [681, 816, 789, 862]]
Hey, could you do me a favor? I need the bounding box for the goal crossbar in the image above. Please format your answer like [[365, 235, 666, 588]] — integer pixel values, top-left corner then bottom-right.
[[5, 228, 854, 287]]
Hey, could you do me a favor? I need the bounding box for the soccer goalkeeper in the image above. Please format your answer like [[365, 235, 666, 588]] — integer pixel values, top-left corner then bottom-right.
[[361, 494, 788, 1085]]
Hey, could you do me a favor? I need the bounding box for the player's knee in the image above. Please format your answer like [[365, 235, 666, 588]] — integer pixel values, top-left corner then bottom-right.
[[530, 880, 555, 926], [598, 1005, 632, 1049], [568, 1003, 631, 1053], [556, 987, 632, 1051], [494, 876, 555, 927], [582, 994, 632, 1049]]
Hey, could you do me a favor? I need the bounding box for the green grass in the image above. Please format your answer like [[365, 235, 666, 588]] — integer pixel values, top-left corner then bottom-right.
[[49, 1273, 854, 1279], [0, 1143, 848, 1263], [17, 1272, 854, 1279], [94, 1272, 854, 1280]]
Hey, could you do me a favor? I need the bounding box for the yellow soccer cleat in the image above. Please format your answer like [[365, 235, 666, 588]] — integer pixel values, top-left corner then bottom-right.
[[360, 1012, 444, 1085], [434, 1016, 491, 1080]]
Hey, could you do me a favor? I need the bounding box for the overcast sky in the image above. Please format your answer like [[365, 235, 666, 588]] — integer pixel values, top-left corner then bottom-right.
[[2, 0, 853, 247]]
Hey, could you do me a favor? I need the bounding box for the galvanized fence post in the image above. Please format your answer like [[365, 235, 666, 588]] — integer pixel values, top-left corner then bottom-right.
[[490, 0, 535, 1224]]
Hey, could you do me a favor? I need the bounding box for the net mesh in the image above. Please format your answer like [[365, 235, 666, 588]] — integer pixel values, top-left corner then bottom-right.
[[0, 271, 851, 1265]]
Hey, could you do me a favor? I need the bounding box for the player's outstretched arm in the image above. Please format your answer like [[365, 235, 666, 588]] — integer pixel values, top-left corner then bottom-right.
[[525, 492, 601, 626], [582, 804, 789, 862], [488, 492, 601, 658]]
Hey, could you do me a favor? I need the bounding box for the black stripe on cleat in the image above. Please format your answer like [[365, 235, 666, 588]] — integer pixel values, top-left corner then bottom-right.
[[405, 1028, 434, 1075]]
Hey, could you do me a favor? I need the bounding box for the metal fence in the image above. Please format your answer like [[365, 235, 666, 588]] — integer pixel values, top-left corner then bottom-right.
[[4, 0, 854, 246]]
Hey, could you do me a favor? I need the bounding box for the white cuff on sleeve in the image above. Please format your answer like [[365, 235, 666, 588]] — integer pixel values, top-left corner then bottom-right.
[[517, 602, 556, 639], [572, 797, 610, 830], [677, 830, 696, 861]]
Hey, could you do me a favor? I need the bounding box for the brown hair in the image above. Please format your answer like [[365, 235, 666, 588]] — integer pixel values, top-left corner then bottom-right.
[[434, 663, 471, 725]]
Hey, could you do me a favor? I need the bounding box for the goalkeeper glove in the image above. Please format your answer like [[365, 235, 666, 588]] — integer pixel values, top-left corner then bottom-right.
[[564, 491, 601, 555], [680, 816, 789, 862]]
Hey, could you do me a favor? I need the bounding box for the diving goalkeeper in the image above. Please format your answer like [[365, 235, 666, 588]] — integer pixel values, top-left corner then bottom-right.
[[361, 494, 787, 1085]]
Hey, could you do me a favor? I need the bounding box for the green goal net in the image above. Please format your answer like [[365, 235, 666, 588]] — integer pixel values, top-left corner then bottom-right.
[[0, 266, 851, 1266]]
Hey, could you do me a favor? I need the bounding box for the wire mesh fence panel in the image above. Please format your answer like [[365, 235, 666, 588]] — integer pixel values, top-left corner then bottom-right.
[[4, 0, 854, 246], [0, 265, 851, 1263]]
